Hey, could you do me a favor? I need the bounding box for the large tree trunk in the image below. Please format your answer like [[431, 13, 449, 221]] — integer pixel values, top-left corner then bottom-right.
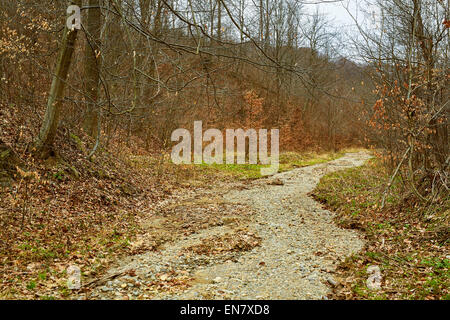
[[33, 0, 82, 158], [83, 0, 102, 137]]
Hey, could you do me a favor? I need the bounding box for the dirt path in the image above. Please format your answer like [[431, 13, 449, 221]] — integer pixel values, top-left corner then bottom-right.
[[82, 152, 372, 300]]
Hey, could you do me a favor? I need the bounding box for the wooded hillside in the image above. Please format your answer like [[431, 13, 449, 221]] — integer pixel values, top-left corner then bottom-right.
[[0, 0, 448, 301]]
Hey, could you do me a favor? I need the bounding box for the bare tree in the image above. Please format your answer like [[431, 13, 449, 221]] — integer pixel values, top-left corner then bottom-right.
[[83, 0, 103, 138], [33, 0, 82, 158], [346, 0, 449, 204]]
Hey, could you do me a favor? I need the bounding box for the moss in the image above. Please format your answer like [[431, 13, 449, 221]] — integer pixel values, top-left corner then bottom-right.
[[70, 133, 86, 154]]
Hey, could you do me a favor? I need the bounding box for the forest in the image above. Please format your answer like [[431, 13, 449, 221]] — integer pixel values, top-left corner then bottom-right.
[[0, 0, 448, 301]]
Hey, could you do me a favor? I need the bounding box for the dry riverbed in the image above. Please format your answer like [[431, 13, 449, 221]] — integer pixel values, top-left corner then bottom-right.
[[76, 152, 372, 300]]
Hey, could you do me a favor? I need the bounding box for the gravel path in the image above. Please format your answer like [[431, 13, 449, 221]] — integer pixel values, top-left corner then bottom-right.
[[84, 152, 372, 300]]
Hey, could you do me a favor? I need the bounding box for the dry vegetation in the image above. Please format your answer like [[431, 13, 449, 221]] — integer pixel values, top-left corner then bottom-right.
[[0, 104, 345, 299], [0, 0, 448, 300], [312, 159, 449, 300]]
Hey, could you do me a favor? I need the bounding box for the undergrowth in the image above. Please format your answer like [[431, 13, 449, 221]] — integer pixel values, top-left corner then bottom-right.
[[312, 158, 449, 300]]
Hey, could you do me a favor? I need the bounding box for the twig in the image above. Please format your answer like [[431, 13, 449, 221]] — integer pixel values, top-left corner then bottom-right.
[[84, 270, 127, 288], [381, 146, 411, 209]]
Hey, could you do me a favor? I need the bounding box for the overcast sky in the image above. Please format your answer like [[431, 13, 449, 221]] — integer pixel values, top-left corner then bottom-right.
[[304, 0, 376, 30], [302, 0, 379, 61]]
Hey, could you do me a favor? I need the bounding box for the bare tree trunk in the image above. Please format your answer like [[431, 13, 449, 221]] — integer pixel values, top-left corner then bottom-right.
[[83, 0, 102, 137], [239, 0, 245, 44], [264, 0, 270, 49], [33, 0, 81, 158], [139, 0, 151, 25], [217, 0, 222, 42], [259, 0, 264, 43]]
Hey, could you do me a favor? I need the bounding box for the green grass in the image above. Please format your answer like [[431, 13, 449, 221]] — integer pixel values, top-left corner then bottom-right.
[[124, 149, 356, 181], [312, 158, 405, 218], [196, 151, 346, 179], [198, 162, 266, 179], [26, 280, 36, 290]]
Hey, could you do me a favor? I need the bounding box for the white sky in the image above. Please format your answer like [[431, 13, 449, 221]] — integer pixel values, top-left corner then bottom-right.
[[304, 0, 375, 30], [302, 0, 378, 60]]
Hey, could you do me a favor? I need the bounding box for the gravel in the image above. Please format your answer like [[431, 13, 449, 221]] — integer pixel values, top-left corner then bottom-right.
[[82, 152, 372, 300]]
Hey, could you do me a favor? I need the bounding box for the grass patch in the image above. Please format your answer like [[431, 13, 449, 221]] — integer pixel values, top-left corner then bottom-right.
[[198, 162, 266, 179], [195, 151, 346, 179], [312, 158, 449, 300], [125, 149, 353, 182]]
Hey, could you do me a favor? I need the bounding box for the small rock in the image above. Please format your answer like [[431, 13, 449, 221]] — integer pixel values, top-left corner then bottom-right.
[[160, 274, 169, 281], [268, 178, 284, 186], [213, 277, 222, 284], [327, 278, 337, 287], [297, 264, 307, 273], [222, 217, 238, 225], [101, 286, 113, 292], [307, 273, 318, 282]]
